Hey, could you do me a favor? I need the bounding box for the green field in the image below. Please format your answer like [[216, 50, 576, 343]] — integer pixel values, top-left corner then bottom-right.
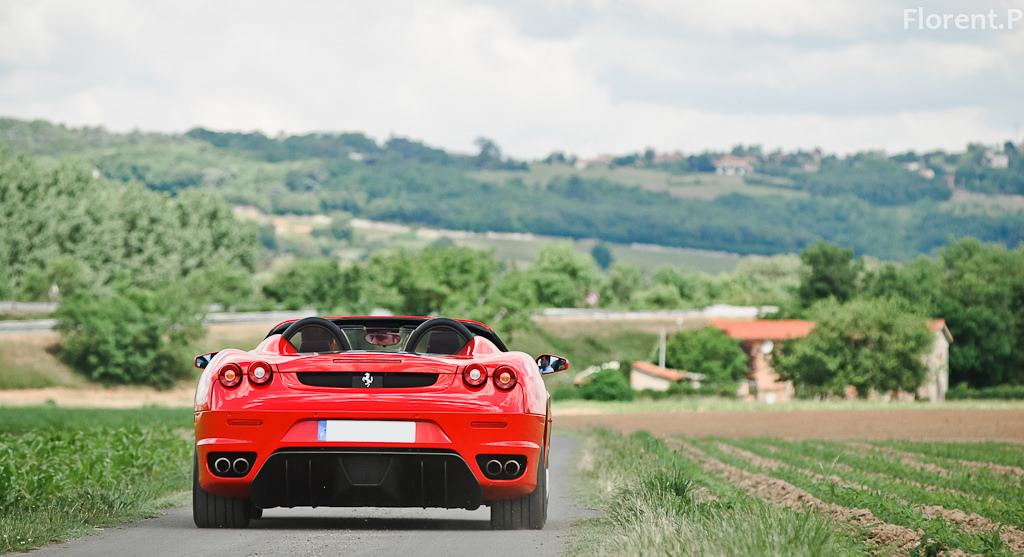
[[569, 429, 1024, 556], [470, 163, 808, 200], [0, 406, 192, 554], [456, 235, 740, 273], [239, 209, 744, 274]]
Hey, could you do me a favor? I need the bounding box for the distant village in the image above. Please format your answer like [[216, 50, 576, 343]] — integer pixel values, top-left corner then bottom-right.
[[563, 140, 1020, 189]]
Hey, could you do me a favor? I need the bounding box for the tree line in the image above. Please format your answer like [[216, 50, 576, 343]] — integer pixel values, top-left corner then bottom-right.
[[2, 122, 1023, 394]]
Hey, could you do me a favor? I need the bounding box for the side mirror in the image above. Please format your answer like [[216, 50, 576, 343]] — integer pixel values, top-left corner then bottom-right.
[[536, 354, 568, 374], [195, 352, 217, 369]]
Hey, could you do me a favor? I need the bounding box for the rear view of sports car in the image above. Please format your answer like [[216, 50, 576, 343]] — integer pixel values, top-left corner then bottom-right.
[[192, 316, 567, 530]]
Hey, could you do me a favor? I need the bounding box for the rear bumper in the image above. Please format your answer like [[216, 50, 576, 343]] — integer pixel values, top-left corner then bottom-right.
[[250, 448, 482, 509], [195, 409, 544, 506]]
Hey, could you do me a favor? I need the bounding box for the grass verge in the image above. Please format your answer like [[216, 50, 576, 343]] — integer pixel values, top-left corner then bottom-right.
[[0, 406, 193, 554], [0, 334, 84, 390]]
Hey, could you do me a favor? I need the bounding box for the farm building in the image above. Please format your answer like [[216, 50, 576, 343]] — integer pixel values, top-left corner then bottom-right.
[[711, 319, 953, 403], [711, 320, 813, 403], [629, 360, 705, 392], [918, 319, 953, 402]]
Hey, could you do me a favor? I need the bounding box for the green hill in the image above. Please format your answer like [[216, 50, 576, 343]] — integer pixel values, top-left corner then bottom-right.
[[2, 117, 1022, 261]]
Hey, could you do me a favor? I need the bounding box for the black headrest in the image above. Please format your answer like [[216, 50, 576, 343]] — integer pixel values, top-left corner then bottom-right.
[[299, 339, 333, 353], [425, 329, 465, 355]]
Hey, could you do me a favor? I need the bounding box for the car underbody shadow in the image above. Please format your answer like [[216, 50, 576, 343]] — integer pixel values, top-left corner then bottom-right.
[[244, 509, 494, 531]]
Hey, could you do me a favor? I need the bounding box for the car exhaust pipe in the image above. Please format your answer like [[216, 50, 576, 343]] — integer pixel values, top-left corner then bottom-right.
[[232, 458, 250, 475], [213, 457, 232, 474], [485, 459, 504, 476], [504, 459, 521, 477]]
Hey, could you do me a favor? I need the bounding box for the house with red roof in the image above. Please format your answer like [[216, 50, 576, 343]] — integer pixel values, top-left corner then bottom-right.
[[629, 360, 705, 392], [711, 320, 813, 403], [711, 319, 952, 403]]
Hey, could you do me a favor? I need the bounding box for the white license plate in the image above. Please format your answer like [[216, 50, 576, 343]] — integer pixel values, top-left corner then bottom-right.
[[317, 420, 416, 443]]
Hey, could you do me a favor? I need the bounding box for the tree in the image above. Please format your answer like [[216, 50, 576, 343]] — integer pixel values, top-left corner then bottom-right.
[[931, 238, 1024, 387], [631, 284, 683, 310], [465, 267, 537, 341], [664, 327, 748, 385], [0, 149, 259, 300], [797, 241, 863, 307], [327, 211, 354, 242], [590, 243, 614, 270], [54, 283, 205, 388], [773, 297, 931, 397], [651, 266, 696, 302], [261, 258, 344, 313], [859, 238, 1024, 388], [474, 137, 502, 168], [730, 254, 803, 306], [601, 262, 645, 307], [184, 261, 254, 309], [528, 243, 599, 307]]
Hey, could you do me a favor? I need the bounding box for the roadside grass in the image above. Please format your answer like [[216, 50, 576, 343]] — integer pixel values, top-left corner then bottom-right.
[[0, 333, 84, 390], [0, 406, 193, 554], [566, 429, 863, 556], [0, 323, 273, 393], [191, 323, 270, 356]]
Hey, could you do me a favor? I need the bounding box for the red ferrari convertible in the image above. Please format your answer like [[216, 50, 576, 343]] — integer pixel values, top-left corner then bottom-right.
[[192, 316, 567, 530]]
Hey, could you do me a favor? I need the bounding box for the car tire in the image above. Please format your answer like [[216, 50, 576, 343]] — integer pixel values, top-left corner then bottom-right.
[[192, 451, 252, 528], [490, 444, 548, 530]]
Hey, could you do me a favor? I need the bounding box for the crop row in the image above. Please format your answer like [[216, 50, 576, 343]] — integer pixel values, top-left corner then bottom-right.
[[567, 429, 1024, 556], [0, 423, 190, 553], [684, 437, 1024, 555]]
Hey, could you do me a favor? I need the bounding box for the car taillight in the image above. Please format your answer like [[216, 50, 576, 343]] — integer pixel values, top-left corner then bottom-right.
[[248, 362, 273, 385], [218, 364, 242, 388], [463, 364, 487, 387], [494, 366, 517, 390]]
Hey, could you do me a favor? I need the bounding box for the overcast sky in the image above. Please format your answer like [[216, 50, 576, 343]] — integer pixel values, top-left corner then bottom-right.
[[1, 0, 1021, 159]]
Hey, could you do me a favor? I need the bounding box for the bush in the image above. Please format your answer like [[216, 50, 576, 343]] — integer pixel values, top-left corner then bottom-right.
[[54, 284, 205, 388], [578, 369, 634, 401], [551, 384, 581, 401], [667, 381, 731, 397], [946, 382, 1024, 400]]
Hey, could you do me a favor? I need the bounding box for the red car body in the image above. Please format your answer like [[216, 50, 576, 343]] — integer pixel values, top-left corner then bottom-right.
[[192, 316, 566, 530]]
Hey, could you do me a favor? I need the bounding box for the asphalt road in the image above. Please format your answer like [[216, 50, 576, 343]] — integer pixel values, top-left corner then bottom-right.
[[30, 436, 584, 557]]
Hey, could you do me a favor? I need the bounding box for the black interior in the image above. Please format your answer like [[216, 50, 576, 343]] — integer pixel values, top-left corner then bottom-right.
[[267, 317, 508, 352]]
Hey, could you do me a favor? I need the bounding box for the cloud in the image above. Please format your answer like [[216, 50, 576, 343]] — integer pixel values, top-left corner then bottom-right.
[[0, 0, 1020, 158]]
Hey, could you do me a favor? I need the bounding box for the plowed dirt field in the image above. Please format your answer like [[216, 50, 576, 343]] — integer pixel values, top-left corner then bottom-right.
[[555, 408, 1024, 443]]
